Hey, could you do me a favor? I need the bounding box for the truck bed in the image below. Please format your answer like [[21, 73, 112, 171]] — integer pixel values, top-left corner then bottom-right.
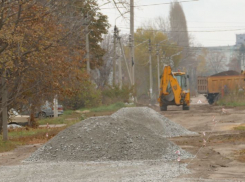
[[198, 71, 244, 94]]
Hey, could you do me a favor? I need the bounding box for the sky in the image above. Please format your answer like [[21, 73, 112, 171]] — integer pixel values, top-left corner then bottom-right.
[[98, 0, 245, 47]]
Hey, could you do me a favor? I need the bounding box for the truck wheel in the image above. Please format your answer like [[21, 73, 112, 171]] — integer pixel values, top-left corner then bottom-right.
[[208, 99, 214, 105], [160, 105, 167, 111], [183, 104, 190, 110]]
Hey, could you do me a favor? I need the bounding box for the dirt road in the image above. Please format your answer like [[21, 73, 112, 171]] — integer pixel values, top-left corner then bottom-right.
[[1, 95, 245, 181], [158, 95, 245, 180]]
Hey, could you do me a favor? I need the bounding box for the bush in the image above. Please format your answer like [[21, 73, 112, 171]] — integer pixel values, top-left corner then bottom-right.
[[90, 102, 126, 112], [102, 85, 133, 105], [62, 83, 102, 110]]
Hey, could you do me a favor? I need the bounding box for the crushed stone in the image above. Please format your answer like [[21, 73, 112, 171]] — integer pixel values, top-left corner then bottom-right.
[[27, 107, 195, 162], [0, 161, 192, 182], [111, 107, 198, 137]]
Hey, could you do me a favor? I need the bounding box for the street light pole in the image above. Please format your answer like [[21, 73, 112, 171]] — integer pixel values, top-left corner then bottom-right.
[[169, 51, 182, 68]]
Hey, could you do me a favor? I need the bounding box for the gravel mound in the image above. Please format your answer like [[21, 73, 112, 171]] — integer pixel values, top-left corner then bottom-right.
[[111, 107, 198, 137], [27, 115, 193, 162]]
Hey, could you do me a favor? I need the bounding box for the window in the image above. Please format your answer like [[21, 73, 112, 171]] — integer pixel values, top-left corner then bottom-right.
[[176, 75, 188, 90]]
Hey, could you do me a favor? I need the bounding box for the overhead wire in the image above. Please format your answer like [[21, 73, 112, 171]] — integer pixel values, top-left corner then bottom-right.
[[133, 0, 199, 7], [133, 38, 238, 52], [115, 26, 245, 33], [100, 0, 199, 10]]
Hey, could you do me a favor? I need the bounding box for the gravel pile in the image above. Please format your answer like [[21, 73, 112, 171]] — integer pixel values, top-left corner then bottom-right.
[[111, 107, 197, 137], [0, 161, 192, 182], [27, 110, 193, 162]]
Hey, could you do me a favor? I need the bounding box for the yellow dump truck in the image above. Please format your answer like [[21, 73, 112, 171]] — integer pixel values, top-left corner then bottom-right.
[[158, 66, 190, 111], [197, 70, 245, 104]]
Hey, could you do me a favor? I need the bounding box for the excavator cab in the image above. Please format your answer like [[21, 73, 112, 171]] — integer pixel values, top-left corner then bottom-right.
[[173, 73, 189, 91]]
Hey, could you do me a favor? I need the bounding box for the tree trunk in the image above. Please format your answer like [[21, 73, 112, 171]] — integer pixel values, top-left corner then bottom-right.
[[2, 70, 8, 141], [0, 116, 2, 134], [29, 106, 38, 128]]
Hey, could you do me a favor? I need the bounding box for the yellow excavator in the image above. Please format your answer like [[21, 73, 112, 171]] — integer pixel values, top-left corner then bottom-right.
[[158, 66, 190, 111]]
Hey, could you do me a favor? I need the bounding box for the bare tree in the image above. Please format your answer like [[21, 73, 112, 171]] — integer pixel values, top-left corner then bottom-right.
[[153, 17, 170, 32], [207, 52, 227, 74], [227, 57, 240, 72]]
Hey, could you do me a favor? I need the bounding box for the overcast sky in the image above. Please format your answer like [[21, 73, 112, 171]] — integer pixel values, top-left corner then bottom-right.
[[98, 0, 245, 47]]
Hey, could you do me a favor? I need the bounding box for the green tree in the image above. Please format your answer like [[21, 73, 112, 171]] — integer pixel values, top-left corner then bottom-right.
[[71, 0, 110, 68]]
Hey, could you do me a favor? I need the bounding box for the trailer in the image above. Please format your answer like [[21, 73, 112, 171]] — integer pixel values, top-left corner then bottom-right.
[[197, 71, 245, 104]]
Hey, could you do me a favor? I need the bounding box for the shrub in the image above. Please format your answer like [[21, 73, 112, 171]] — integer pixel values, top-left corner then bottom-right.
[[101, 85, 133, 105], [62, 83, 102, 110]]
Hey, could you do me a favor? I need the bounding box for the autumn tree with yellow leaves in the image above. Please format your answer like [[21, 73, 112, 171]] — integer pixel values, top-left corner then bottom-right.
[[0, 0, 109, 140]]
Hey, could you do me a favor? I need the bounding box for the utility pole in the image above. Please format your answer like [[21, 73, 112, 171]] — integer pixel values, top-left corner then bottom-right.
[[130, 0, 135, 86], [113, 26, 118, 86], [128, 34, 132, 79], [85, 15, 90, 74], [117, 29, 122, 89], [2, 70, 8, 141], [156, 44, 160, 95], [118, 55, 123, 89], [149, 39, 153, 104], [119, 38, 132, 85]]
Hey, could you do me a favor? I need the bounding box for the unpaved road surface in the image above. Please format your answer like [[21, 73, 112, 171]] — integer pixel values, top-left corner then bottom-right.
[[1, 95, 245, 181], [157, 95, 245, 181]]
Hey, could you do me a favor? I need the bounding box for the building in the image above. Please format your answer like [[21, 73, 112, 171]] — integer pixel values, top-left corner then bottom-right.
[[194, 34, 245, 73], [236, 34, 245, 46]]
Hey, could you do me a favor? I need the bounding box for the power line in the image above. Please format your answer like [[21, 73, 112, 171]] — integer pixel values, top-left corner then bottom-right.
[[115, 27, 245, 33], [100, 0, 198, 10], [133, 0, 199, 7], [131, 15, 245, 24], [127, 23, 245, 29], [133, 40, 239, 53]]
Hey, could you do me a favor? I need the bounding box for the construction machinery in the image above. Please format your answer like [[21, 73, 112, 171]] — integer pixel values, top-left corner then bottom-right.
[[197, 70, 245, 104], [158, 66, 190, 111]]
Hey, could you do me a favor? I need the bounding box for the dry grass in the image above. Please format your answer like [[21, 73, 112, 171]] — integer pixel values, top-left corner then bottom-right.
[[0, 139, 21, 153], [217, 92, 245, 107], [0, 103, 132, 153], [235, 149, 245, 163], [38, 110, 78, 125], [0, 126, 66, 153]]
